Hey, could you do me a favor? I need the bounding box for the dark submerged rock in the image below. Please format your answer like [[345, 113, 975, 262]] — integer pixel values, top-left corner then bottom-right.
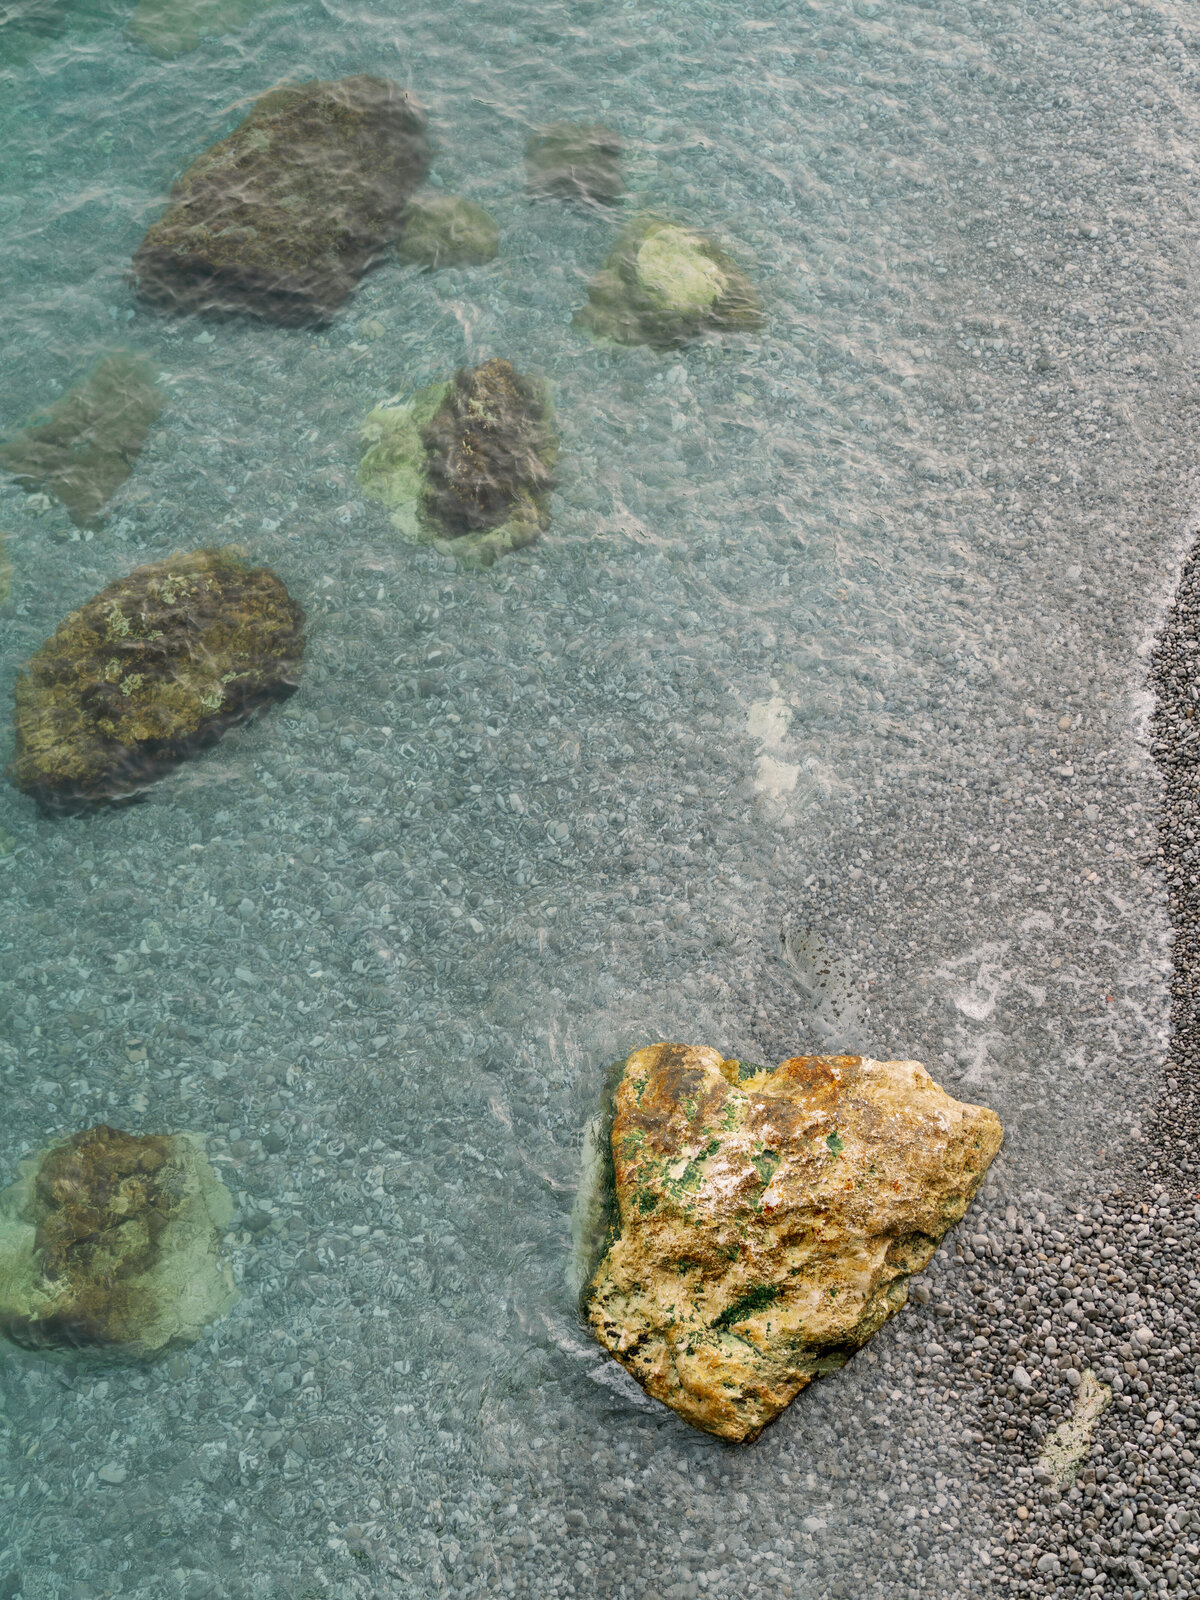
[[131, 75, 429, 325], [525, 122, 623, 206], [421, 359, 555, 537], [9, 546, 305, 814], [0, 351, 163, 527]]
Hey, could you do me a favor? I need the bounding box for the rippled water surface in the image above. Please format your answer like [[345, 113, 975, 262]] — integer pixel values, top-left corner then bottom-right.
[[3, 0, 1200, 1595]]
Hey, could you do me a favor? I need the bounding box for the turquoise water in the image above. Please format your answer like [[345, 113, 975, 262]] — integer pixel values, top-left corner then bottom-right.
[[1, 0, 1197, 1595]]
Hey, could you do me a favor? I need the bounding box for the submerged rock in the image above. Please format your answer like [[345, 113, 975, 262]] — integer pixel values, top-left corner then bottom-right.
[[525, 122, 623, 206], [9, 546, 305, 814], [0, 1125, 236, 1356], [359, 358, 557, 568], [576, 215, 762, 348], [0, 352, 163, 527], [0, 0, 71, 61], [584, 1044, 1003, 1442], [126, 0, 273, 58], [0, 533, 10, 608], [132, 76, 429, 324], [395, 194, 499, 269]]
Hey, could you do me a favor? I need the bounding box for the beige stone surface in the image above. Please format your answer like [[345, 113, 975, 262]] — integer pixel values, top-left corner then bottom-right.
[[584, 1044, 1003, 1442]]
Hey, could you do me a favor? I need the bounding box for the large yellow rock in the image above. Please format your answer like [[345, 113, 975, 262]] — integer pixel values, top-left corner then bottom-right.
[[584, 1045, 1003, 1442]]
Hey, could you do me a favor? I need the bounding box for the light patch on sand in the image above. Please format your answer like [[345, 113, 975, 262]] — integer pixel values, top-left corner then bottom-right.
[[748, 696, 798, 798], [1038, 1370, 1112, 1487]]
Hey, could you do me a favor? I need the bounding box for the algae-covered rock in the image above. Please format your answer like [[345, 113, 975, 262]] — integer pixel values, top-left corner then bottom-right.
[[9, 546, 305, 814], [0, 352, 163, 527], [126, 0, 272, 58], [132, 76, 429, 324], [359, 358, 556, 568], [576, 215, 762, 349], [0, 1124, 237, 1356], [584, 1044, 1003, 1442], [525, 122, 623, 206], [395, 194, 499, 269]]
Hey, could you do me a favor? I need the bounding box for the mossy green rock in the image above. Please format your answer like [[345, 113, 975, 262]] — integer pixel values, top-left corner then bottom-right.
[[359, 358, 557, 568], [0, 1124, 237, 1356], [132, 76, 429, 324], [9, 545, 305, 814], [576, 215, 763, 349], [0, 351, 163, 527], [396, 194, 499, 269], [125, 0, 272, 58], [525, 122, 623, 205]]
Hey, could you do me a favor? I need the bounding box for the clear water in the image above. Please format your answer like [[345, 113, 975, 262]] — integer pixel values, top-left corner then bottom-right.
[[1, 0, 1197, 1595]]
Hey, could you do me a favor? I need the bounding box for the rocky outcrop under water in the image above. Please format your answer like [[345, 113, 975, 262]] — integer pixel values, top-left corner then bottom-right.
[[525, 122, 623, 205], [584, 1044, 1003, 1442], [131, 76, 429, 324], [395, 194, 499, 269], [359, 358, 557, 568], [0, 352, 163, 527], [0, 1124, 236, 1356], [9, 546, 305, 814], [125, 0, 272, 58], [576, 215, 762, 348]]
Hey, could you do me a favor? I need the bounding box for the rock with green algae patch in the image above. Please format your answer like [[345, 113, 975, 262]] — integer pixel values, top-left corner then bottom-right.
[[0, 352, 163, 527], [359, 358, 556, 568], [0, 1124, 237, 1357], [125, 0, 274, 59], [576, 215, 762, 349], [525, 122, 623, 206], [395, 194, 499, 269], [132, 76, 429, 325], [9, 546, 305, 815], [583, 1044, 1003, 1442]]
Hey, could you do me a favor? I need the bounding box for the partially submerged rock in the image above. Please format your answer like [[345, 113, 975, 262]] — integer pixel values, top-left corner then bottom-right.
[[132, 76, 429, 324], [584, 1045, 1003, 1442], [126, 0, 272, 58], [0, 1125, 236, 1356], [525, 122, 623, 206], [359, 358, 556, 568], [576, 215, 762, 348], [0, 352, 163, 527], [395, 194, 498, 269], [9, 546, 305, 814]]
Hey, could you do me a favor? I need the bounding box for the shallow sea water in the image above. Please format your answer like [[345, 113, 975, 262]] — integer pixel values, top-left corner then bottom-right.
[[3, 0, 1200, 1596]]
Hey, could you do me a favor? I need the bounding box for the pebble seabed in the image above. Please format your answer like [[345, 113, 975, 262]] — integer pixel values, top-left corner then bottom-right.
[[4, 1, 1200, 1599]]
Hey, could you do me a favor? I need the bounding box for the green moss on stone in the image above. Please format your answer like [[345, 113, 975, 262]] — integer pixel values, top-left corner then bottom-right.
[[0, 352, 163, 527], [9, 545, 305, 814], [575, 214, 763, 349], [396, 194, 499, 269], [0, 1125, 236, 1356], [358, 359, 557, 569]]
